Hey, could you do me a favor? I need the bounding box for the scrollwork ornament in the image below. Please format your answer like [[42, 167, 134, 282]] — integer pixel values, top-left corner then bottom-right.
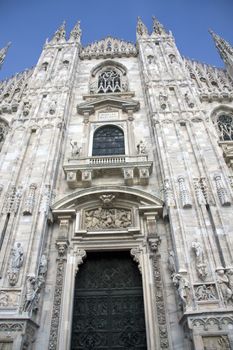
[[74, 248, 86, 274], [130, 247, 142, 273]]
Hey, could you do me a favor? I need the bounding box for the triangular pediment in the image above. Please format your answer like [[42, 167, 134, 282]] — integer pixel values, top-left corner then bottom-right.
[[80, 36, 138, 60], [77, 95, 140, 115]]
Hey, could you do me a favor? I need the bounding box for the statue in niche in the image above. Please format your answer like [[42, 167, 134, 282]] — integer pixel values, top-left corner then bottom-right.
[[216, 268, 232, 303], [70, 140, 81, 157], [184, 92, 194, 108], [159, 92, 168, 110], [191, 239, 207, 280], [137, 140, 147, 155], [7, 242, 24, 286], [173, 273, 191, 308], [49, 100, 56, 115]]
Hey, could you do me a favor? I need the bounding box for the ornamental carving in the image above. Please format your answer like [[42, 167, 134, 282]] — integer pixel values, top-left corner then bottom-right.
[[194, 284, 218, 301], [177, 176, 192, 208], [80, 37, 137, 60], [23, 183, 37, 215], [0, 291, 20, 307], [190, 315, 233, 331], [214, 174, 231, 206], [202, 336, 230, 350], [130, 247, 142, 273], [2, 185, 22, 214], [85, 208, 132, 230]]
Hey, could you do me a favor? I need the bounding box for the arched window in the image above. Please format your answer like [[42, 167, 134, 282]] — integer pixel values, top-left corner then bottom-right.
[[97, 70, 121, 94], [92, 125, 125, 156], [217, 114, 233, 141]]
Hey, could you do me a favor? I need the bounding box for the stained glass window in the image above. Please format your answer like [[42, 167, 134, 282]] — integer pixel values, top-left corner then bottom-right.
[[92, 125, 125, 156]]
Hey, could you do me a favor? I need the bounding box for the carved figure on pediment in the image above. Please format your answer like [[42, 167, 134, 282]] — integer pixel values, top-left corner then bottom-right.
[[70, 139, 81, 157], [137, 140, 147, 154], [192, 239, 207, 280], [173, 273, 191, 307], [216, 268, 232, 303]]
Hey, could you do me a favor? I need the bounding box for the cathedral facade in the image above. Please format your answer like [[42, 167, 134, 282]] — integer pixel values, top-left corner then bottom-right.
[[0, 17, 233, 350]]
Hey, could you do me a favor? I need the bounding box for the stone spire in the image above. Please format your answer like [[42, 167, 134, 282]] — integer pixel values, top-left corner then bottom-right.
[[152, 16, 167, 35], [51, 21, 66, 43], [136, 17, 148, 38], [209, 30, 233, 78], [69, 20, 82, 43], [0, 42, 11, 70]]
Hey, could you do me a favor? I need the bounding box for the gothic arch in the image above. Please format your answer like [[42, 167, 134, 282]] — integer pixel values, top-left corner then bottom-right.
[[91, 60, 127, 77]]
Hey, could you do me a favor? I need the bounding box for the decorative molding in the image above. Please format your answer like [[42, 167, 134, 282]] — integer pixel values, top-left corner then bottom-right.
[[130, 247, 142, 273], [151, 247, 169, 349], [189, 314, 233, 331], [177, 176, 192, 208], [80, 37, 137, 60]]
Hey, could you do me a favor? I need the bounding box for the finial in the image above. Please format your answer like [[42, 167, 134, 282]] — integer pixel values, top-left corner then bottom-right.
[[152, 16, 166, 35], [51, 21, 66, 43], [136, 17, 148, 37], [209, 29, 233, 62], [0, 41, 11, 69], [69, 20, 82, 43]]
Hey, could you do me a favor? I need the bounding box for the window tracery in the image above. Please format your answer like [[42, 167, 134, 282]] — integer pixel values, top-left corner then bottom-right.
[[92, 125, 125, 156], [216, 114, 233, 141], [89, 62, 128, 95]]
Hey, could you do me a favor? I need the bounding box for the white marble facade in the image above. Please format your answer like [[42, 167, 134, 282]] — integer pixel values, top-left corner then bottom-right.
[[0, 18, 233, 349]]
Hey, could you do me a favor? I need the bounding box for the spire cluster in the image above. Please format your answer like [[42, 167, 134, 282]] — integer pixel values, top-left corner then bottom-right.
[[50, 20, 82, 44]]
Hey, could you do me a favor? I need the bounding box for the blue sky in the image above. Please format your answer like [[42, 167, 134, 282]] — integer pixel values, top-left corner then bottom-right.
[[0, 0, 232, 80]]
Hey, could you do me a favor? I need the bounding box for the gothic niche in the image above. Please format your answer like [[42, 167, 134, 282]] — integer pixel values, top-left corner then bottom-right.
[[84, 207, 132, 230], [90, 62, 128, 94]]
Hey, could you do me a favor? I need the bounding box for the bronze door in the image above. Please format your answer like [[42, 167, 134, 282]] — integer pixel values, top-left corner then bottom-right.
[[71, 251, 147, 350]]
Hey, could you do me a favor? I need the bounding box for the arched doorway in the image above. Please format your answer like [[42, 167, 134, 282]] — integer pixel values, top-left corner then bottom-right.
[[71, 251, 147, 349]]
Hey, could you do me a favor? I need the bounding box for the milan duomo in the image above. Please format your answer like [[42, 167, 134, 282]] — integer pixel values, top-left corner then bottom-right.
[[0, 16, 233, 350]]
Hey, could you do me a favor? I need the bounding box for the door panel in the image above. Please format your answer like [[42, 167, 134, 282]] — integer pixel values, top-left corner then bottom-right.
[[71, 251, 147, 350]]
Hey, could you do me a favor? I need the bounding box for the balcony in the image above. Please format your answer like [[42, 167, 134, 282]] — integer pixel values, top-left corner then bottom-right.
[[63, 154, 153, 188]]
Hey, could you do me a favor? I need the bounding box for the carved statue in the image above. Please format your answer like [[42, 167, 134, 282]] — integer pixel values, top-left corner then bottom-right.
[[70, 140, 81, 157], [7, 242, 24, 286], [23, 274, 37, 312], [168, 250, 176, 276], [216, 268, 232, 303], [22, 101, 31, 116], [173, 273, 190, 307], [137, 140, 147, 154], [39, 255, 47, 276], [191, 239, 207, 280]]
